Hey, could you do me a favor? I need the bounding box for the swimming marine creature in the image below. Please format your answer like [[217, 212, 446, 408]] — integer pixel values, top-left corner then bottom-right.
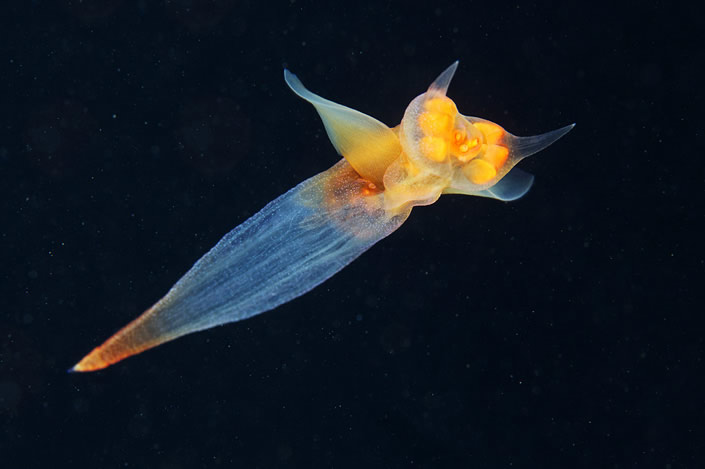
[[71, 62, 574, 372]]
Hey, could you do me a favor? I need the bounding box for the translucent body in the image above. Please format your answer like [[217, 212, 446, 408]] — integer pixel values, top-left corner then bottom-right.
[[72, 162, 408, 371], [72, 62, 573, 372]]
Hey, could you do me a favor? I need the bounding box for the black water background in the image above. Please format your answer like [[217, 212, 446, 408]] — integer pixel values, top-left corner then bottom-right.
[[1, 1, 703, 468]]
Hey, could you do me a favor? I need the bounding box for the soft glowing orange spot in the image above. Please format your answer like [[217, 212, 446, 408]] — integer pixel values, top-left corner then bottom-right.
[[473, 122, 505, 145], [360, 180, 379, 196], [463, 159, 497, 184], [418, 112, 452, 136], [320, 161, 385, 237], [453, 136, 482, 163], [482, 144, 509, 169], [71, 349, 112, 372], [70, 331, 152, 372], [419, 136, 448, 162], [453, 129, 466, 143], [424, 97, 456, 116]]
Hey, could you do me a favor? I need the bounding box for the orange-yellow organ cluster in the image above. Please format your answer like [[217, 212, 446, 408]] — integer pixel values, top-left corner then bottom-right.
[[417, 96, 509, 185]]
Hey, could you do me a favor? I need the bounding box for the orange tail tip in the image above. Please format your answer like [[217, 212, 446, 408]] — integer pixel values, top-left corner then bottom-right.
[[70, 305, 177, 372], [70, 346, 116, 372], [70, 332, 153, 372]]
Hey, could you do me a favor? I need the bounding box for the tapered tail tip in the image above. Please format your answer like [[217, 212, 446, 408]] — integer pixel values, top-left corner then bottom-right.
[[554, 123, 576, 139], [69, 348, 114, 373]]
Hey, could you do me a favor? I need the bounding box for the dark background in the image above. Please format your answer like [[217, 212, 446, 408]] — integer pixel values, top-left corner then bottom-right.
[[2, 1, 703, 468]]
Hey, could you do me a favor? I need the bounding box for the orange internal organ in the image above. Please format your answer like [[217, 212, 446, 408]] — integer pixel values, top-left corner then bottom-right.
[[460, 142, 510, 185], [413, 96, 460, 163], [463, 158, 497, 184], [417, 96, 485, 164], [418, 111, 452, 136], [419, 136, 448, 162], [453, 133, 481, 163], [473, 121, 504, 145], [425, 96, 457, 116], [482, 144, 509, 169]]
